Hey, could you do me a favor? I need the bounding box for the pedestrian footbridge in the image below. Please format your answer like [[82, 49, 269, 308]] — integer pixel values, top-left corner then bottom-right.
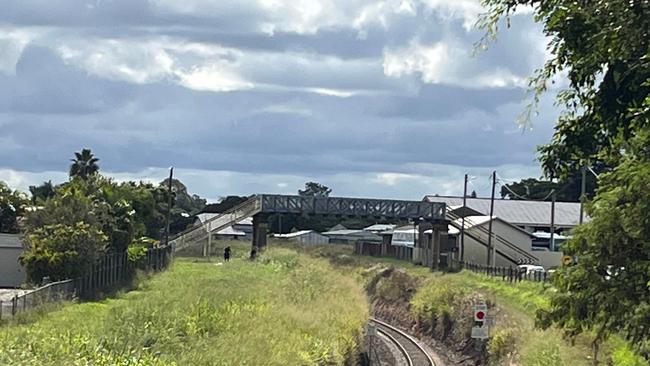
[[169, 194, 539, 267], [169, 194, 445, 252]]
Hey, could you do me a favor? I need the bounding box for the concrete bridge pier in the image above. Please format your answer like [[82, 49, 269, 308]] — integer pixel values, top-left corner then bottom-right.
[[429, 221, 449, 271], [252, 214, 269, 252], [416, 221, 433, 266]]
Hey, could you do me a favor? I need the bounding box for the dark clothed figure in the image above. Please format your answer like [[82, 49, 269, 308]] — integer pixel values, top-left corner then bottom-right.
[[224, 246, 231, 262]]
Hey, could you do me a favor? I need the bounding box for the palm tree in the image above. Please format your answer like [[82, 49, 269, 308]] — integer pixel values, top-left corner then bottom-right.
[[69, 148, 100, 179]]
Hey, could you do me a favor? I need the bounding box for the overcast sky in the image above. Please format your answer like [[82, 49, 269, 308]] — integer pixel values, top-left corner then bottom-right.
[[0, 0, 558, 202]]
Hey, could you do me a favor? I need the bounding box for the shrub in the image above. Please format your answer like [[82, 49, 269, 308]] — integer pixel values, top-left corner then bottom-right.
[[20, 222, 107, 283]]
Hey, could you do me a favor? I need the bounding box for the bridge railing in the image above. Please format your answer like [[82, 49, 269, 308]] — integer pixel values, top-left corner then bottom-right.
[[169, 197, 261, 252], [446, 207, 539, 264], [259, 195, 445, 220]]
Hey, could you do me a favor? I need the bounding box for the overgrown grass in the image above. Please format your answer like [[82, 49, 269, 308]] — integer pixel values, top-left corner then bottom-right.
[[0, 245, 368, 365], [286, 244, 645, 366]]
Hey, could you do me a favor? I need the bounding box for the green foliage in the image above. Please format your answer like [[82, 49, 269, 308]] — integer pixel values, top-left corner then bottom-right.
[[127, 237, 155, 262], [21, 176, 168, 282], [69, 148, 100, 179], [20, 222, 107, 283], [537, 145, 650, 356], [28, 180, 55, 204], [203, 195, 250, 213], [520, 340, 565, 366], [488, 329, 517, 363], [500, 166, 603, 201], [481, 0, 650, 359], [610, 338, 648, 366], [0, 181, 28, 233], [0, 247, 368, 365], [298, 181, 332, 197], [411, 281, 468, 319], [160, 178, 206, 215], [480, 0, 650, 177]]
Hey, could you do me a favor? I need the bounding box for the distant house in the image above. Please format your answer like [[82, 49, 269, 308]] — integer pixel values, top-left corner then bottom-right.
[[321, 226, 382, 244], [273, 230, 330, 245], [213, 226, 247, 240], [0, 234, 26, 288], [363, 224, 396, 234]]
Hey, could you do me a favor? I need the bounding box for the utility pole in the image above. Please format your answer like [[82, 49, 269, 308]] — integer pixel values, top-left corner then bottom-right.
[[550, 190, 556, 252], [487, 171, 496, 266], [579, 165, 586, 224], [460, 174, 468, 262], [164, 166, 174, 246]]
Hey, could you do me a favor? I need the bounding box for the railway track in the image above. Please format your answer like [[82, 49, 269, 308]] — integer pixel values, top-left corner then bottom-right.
[[370, 317, 435, 366]]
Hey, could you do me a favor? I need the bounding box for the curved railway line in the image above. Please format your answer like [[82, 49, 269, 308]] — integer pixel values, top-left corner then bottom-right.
[[370, 317, 435, 366]]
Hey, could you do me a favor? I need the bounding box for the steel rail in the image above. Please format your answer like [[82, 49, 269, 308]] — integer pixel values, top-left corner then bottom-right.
[[371, 317, 435, 366], [377, 326, 413, 366]]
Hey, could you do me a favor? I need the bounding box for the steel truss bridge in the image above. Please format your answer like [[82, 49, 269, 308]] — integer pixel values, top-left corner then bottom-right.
[[169, 194, 445, 252]]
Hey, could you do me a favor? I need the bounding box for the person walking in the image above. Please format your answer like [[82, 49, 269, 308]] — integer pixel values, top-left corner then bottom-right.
[[224, 246, 231, 262]]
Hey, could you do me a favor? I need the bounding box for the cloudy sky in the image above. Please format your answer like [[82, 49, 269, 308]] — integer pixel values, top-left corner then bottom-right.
[[0, 0, 559, 202]]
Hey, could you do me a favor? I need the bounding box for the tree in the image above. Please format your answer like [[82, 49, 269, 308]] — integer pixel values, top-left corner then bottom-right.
[[159, 178, 206, 234], [537, 139, 650, 361], [29, 180, 56, 204], [298, 182, 332, 197], [500, 165, 604, 202], [0, 182, 28, 233], [20, 222, 107, 283], [69, 148, 99, 179], [203, 195, 251, 213], [481, 0, 650, 359]]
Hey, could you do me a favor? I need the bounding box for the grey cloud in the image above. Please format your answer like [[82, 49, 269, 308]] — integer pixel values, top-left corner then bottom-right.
[[0, 0, 557, 198]]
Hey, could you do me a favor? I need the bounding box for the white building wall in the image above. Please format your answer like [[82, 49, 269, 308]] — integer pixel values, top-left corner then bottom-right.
[[462, 236, 515, 267], [0, 247, 26, 288]]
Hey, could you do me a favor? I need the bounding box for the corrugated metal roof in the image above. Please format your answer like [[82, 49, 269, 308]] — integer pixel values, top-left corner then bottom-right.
[[321, 229, 364, 235], [236, 217, 253, 225], [423, 195, 583, 227], [195, 213, 218, 223], [215, 226, 246, 236], [363, 224, 396, 232], [274, 230, 315, 238]]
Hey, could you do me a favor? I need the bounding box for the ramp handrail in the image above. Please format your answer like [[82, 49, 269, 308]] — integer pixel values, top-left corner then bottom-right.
[[168, 196, 261, 252], [446, 207, 539, 264]]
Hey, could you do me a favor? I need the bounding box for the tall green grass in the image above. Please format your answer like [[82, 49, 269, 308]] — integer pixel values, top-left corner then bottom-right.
[[0, 246, 368, 365]]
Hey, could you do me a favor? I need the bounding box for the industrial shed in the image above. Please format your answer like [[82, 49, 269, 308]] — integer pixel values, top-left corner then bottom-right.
[[321, 227, 382, 244], [0, 234, 26, 288], [273, 230, 330, 245], [423, 195, 582, 233]]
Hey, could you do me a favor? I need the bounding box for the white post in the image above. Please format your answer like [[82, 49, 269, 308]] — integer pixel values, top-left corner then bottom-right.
[[206, 221, 212, 257]]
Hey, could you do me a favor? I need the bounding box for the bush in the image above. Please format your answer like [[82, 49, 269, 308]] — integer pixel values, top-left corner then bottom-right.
[[20, 222, 107, 283]]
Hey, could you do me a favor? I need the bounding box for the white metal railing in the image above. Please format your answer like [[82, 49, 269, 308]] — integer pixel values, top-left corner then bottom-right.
[[447, 207, 539, 264], [170, 197, 261, 252]]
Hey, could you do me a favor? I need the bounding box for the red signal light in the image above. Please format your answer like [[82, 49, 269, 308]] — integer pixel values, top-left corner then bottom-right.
[[475, 311, 485, 320]]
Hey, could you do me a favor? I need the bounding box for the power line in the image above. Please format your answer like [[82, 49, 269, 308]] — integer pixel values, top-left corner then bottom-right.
[[497, 180, 556, 201]]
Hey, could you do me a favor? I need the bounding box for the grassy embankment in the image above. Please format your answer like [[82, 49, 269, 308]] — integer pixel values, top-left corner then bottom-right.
[[0, 242, 368, 365], [289, 243, 646, 366]]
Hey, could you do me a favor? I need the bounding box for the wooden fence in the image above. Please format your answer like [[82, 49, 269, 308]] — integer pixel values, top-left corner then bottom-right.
[[0, 245, 172, 320], [353, 241, 413, 261]]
